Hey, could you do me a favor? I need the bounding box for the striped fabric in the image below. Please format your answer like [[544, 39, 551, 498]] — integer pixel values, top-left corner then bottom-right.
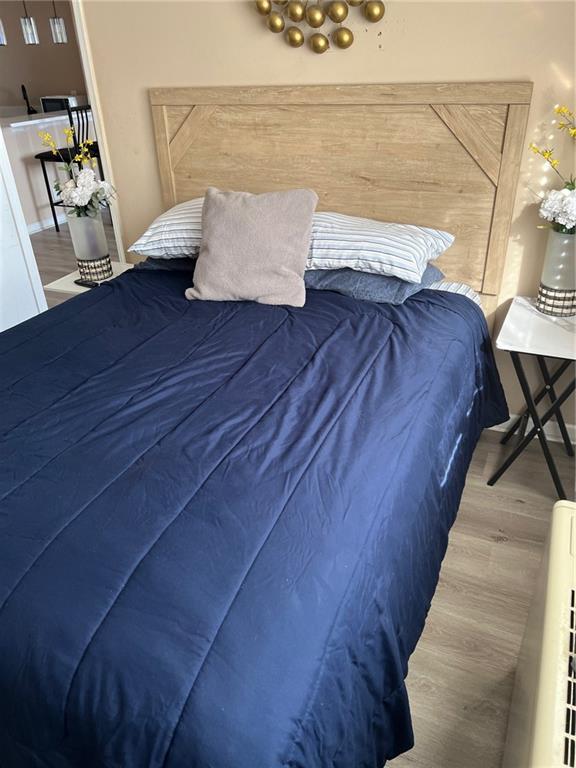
[[307, 212, 454, 284], [129, 201, 455, 284], [428, 280, 482, 307], [128, 198, 204, 258]]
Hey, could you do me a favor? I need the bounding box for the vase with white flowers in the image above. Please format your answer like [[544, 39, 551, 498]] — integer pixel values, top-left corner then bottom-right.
[[38, 127, 115, 280], [529, 105, 576, 317]]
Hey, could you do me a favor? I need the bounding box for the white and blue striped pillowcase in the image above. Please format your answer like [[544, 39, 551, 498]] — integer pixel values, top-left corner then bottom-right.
[[428, 280, 482, 306], [128, 198, 204, 258], [307, 212, 454, 284], [129, 202, 455, 282]]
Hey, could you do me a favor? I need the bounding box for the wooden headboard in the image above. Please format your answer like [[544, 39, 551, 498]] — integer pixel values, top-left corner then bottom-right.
[[150, 83, 532, 318]]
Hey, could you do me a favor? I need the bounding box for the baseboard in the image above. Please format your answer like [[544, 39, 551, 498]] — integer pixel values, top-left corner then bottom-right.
[[27, 213, 67, 235], [490, 414, 576, 445]]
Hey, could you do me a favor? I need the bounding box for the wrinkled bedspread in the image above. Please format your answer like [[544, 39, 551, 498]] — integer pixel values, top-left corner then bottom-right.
[[0, 270, 507, 768]]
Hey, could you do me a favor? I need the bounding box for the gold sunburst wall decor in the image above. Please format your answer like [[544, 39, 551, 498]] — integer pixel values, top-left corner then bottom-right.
[[255, 0, 385, 54]]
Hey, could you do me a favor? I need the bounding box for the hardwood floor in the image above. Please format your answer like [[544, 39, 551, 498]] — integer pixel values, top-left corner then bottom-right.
[[392, 430, 574, 768], [30, 213, 118, 309]]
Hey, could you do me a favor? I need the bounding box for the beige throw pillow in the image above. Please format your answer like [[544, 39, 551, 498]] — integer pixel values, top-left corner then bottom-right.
[[185, 187, 318, 307]]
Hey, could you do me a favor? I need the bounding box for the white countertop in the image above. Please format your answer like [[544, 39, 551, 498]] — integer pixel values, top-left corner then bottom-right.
[[496, 296, 576, 360], [0, 111, 69, 129]]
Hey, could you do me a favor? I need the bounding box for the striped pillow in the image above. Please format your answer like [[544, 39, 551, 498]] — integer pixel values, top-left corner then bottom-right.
[[307, 212, 454, 284], [128, 198, 203, 258], [428, 279, 482, 307]]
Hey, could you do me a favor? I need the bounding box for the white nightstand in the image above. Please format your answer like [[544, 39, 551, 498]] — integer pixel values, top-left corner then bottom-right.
[[43, 262, 133, 295], [488, 296, 575, 499]]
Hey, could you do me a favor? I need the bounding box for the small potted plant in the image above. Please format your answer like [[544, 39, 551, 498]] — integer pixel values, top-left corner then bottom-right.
[[38, 127, 115, 280], [529, 105, 576, 316]]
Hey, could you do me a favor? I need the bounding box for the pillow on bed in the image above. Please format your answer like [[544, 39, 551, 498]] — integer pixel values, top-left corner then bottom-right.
[[305, 263, 444, 304], [308, 212, 454, 283], [128, 198, 203, 258], [428, 279, 482, 306], [185, 187, 318, 307]]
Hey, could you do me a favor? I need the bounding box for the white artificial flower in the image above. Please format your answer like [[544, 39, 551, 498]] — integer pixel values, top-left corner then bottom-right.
[[539, 187, 576, 230], [58, 167, 114, 211]]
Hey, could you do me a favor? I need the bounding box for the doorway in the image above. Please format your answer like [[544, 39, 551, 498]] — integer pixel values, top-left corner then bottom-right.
[[0, 0, 122, 310]]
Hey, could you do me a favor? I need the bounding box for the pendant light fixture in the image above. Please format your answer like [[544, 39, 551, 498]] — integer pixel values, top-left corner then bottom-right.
[[20, 1, 39, 45], [0, 19, 7, 46], [50, 0, 67, 44]]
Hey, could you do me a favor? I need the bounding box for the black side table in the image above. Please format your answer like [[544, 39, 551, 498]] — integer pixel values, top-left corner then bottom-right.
[[488, 297, 575, 500]]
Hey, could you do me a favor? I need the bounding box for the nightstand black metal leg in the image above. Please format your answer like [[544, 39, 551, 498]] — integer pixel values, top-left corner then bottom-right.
[[488, 352, 570, 499], [500, 358, 571, 445], [537, 356, 574, 457]]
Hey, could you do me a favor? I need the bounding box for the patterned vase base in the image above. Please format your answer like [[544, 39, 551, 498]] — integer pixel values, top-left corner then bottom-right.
[[536, 283, 576, 317], [77, 255, 113, 281]]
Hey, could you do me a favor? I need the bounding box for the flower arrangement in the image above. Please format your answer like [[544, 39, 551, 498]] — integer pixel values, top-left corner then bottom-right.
[[38, 127, 114, 218], [530, 105, 576, 234]]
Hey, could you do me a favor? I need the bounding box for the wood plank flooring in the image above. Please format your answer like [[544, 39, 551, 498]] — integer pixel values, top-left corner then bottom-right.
[[24, 224, 576, 765], [30, 214, 118, 309], [392, 431, 574, 768]]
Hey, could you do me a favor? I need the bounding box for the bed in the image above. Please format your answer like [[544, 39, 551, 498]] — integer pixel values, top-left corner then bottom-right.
[[0, 83, 530, 768]]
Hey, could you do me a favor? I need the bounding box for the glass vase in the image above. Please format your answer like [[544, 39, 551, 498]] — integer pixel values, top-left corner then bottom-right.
[[536, 229, 575, 316], [68, 211, 112, 280]]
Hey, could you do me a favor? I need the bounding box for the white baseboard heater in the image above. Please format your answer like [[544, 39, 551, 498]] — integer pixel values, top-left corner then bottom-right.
[[503, 500, 576, 768]]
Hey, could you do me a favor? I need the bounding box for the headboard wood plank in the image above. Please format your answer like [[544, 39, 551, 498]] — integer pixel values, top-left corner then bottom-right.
[[149, 83, 532, 323], [170, 106, 217, 168], [483, 103, 531, 294], [150, 82, 532, 107], [150, 105, 175, 208], [431, 105, 502, 185]]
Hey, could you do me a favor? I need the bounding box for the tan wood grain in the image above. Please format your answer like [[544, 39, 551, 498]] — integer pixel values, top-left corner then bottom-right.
[[466, 105, 508, 154], [150, 82, 533, 107], [150, 105, 176, 208], [431, 104, 503, 185], [169, 106, 218, 169], [483, 104, 531, 295]]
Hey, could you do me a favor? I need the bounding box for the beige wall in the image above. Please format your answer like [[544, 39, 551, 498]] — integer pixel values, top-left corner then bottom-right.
[[0, 1, 86, 109], [84, 0, 575, 416]]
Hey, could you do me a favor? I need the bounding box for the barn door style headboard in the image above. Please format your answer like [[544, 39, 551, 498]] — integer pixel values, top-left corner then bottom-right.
[[150, 82, 532, 321]]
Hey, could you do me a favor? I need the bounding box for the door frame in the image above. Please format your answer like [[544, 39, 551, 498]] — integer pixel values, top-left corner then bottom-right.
[[71, 0, 125, 262], [0, 129, 48, 319]]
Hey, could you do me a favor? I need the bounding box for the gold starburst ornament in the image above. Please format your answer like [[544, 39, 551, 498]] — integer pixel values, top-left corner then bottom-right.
[[256, 0, 385, 54]]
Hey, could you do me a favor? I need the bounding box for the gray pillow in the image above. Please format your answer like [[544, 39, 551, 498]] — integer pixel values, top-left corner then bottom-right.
[[304, 263, 444, 305], [185, 187, 318, 307]]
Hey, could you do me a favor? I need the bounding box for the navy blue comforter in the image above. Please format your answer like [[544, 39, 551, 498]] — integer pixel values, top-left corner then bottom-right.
[[0, 270, 507, 768]]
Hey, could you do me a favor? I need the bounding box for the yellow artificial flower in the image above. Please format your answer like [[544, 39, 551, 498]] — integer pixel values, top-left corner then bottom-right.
[[554, 105, 574, 119]]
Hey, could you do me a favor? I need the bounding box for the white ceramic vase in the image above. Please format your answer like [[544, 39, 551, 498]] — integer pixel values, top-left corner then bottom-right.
[[536, 228, 576, 316]]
